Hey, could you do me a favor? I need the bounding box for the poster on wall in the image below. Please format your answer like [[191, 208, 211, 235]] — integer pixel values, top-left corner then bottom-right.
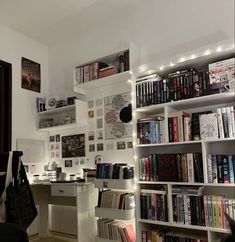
[[104, 92, 132, 139], [61, 134, 85, 158], [21, 57, 41, 93]]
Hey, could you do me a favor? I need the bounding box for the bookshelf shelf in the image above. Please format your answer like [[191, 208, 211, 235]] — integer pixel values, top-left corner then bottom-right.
[[133, 52, 235, 242], [95, 207, 135, 220], [95, 179, 134, 190], [38, 104, 75, 115], [138, 219, 231, 234]]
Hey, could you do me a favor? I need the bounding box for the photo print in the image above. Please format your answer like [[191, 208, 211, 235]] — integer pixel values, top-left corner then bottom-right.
[[96, 108, 103, 117], [89, 144, 95, 152], [117, 141, 126, 150], [62, 134, 85, 158], [88, 100, 94, 109], [97, 118, 103, 129], [88, 110, 94, 118], [96, 99, 103, 107], [127, 141, 133, 149], [65, 160, 73, 167], [88, 131, 95, 141], [97, 143, 104, 151], [97, 130, 103, 140]]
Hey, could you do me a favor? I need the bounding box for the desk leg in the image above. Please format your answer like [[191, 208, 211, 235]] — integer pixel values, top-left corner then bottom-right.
[[38, 203, 49, 238]]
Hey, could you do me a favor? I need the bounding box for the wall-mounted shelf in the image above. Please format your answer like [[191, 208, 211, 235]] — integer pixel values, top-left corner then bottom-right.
[[36, 99, 87, 132]]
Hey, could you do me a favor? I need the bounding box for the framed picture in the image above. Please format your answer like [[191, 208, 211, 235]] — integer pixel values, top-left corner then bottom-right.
[[62, 134, 85, 158], [21, 57, 41, 93]]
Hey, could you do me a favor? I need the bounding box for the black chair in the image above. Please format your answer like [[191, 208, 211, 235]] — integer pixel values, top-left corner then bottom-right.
[[0, 222, 29, 242]]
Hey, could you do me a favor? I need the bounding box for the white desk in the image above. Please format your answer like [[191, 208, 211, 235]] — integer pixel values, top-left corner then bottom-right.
[[31, 182, 97, 242]]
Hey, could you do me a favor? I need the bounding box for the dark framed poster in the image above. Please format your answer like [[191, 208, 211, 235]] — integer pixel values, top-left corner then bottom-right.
[[21, 57, 41, 93], [62, 134, 85, 158]]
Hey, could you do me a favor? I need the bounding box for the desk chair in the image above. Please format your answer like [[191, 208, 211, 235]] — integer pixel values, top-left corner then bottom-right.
[[0, 222, 29, 242]]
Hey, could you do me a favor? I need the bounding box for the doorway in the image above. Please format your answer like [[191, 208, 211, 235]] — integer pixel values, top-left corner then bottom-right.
[[0, 60, 12, 152]]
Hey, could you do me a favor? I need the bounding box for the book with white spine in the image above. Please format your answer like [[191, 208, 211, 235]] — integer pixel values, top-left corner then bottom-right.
[[216, 108, 224, 138]]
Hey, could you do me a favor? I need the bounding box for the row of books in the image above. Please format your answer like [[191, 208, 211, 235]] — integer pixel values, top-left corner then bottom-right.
[[135, 69, 211, 108], [138, 153, 204, 183], [207, 154, 235, 184], [136, 57, 234, 108], [172, 187, 235, 229], [142, 230, 207, 242], [97, 190, 135, 210], [140, 189, 167, 221], [97, 219, 135, 242], [137, 116, 165, 144], [96, 163, 134, 179], [75, 50, 129, 84]]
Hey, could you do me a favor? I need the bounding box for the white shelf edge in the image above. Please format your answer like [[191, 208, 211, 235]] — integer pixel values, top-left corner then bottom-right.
[[138, 219, 231, 234], [37, 123, 87, 132], [135, 137, 235, 147], [38, 104, 75, 115], [95, 207, 135, 220], [137, 181, 235, 187], [73, 71, 131, 94], [95, 179, 134, 190], [134, 92, 235, 113]]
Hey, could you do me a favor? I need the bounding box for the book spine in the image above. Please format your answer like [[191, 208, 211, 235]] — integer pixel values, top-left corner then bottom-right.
[[230, 106, 235, 138], [217, 108, 225, 138], [228, 155, 235, 183], [212, 155, 218, 183], [226, 106, 233, 138], [222, 155, 230, 183], [222, 107, 229, 138], [207, 154, 213, 183], [187, 153, 194, 183], [216, 155, 224, 183]]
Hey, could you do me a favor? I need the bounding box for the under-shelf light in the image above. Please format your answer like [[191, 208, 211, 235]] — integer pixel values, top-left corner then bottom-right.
[[146, 70, 155, 75], [169, 62, 175, 67], [216, 46, 222, 52], [127, 79, 132, 84], [159, 65, 164, 71], [139, 65, 147, 72], [178, 57, 186, 63], [190, 54, 197, 60], [204, 49, 211, 56]]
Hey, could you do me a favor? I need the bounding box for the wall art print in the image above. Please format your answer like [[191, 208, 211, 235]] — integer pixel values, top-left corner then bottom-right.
[[62, 134, 85, 158], [21, 57, 41, 93], [104, 92, 132, 139]]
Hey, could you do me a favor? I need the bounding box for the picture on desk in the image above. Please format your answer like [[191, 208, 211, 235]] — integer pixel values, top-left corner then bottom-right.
[[62, 134, 85, 158]]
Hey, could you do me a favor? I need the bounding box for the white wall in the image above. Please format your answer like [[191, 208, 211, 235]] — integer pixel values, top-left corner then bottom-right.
[[48, 0, 234, 96], [0, 24, 49, 170]]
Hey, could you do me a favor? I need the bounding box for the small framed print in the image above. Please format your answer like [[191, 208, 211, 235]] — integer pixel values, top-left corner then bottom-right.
[[65, 160, 73, 167], [97, 130, 103, 140], [97, 143, 104, 151], [56, 134, 60, 142], [49, 136, 55, 142], [127, 141, 133, 149], [88, 110, 94, 118], [96, 99, 103, 107], [89, 144, 95, 152], [88, 100, 94, 109], [117, 141, 126, 150], [97, 119, 103, 129], [88, 131, 95, 141], [96, 108, 103, 117]]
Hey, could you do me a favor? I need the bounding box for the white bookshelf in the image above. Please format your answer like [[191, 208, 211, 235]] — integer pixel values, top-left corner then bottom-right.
[[36, 99, 88, 132], [132, 51, 235, 242]]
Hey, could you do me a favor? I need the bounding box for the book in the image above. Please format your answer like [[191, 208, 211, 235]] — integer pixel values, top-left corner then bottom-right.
[[199, 113, 219, 140], [216, 108, 225, 138]]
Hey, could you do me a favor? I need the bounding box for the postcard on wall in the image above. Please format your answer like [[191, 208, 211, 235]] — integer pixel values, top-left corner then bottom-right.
[[21, 57, 41, 93], [104, 92, 132, 139]]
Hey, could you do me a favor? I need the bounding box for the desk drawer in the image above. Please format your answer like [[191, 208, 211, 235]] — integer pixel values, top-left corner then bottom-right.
[[51, 185, 76, 197]]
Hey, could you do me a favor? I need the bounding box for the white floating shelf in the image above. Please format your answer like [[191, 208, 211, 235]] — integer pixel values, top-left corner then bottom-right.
[[37, 123, 87, 132], [95, 207, 135, 220], [95, 179, 134, 190], [73, 71, 132, 94]]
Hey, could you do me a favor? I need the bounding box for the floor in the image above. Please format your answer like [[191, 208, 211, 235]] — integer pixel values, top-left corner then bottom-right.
[[29, 234, 77, 242]]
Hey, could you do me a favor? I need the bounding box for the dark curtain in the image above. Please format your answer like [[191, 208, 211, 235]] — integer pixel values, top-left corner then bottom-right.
[[0, 60, 12, 152]]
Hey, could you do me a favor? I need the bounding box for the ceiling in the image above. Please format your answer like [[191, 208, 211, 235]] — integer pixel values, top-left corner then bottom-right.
[[0, 0, 102, 45]]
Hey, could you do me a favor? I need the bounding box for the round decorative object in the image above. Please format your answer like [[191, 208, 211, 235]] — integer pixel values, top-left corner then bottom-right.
[[119, 104, 132, 123], [45, 96, 57, 110]]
